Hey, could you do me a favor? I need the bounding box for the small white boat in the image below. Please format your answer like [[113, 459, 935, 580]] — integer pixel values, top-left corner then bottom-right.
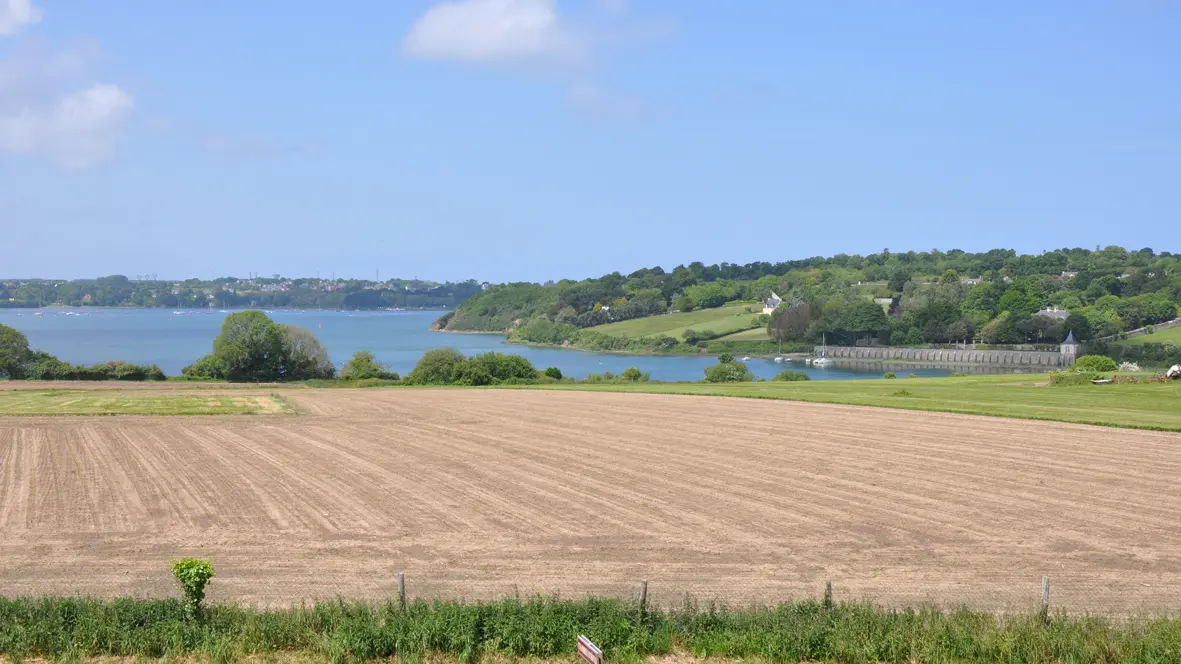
[[740, 356, 752, 362], [773, 356, 783, 363], [813, 334, 834, 366]]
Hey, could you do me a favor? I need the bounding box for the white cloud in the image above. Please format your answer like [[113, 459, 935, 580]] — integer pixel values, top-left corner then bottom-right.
[[403, 0, 586, 68], [0, 83, 134, 169], [0, 0, 42, 37], [1, 29, 134, 169]]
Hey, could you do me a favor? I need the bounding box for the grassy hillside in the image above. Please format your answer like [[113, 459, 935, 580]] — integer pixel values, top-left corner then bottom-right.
[[1112, 325, 1181, 346], [532, 373, 1181, 432], [587, 303, 760, 339], [439, 283, 558, 332]]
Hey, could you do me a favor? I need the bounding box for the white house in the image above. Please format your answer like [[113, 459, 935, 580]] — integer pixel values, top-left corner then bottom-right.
[[762, 291, 783, 315], [1035, 307, 1070, 320]]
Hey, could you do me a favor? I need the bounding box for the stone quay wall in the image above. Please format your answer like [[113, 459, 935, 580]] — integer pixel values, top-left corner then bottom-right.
[[813, 346, 1069, 367]]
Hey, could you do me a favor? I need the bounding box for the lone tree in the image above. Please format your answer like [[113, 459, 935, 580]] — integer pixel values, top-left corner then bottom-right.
[[213, 311, 287, 381], [196, 311, 336, 382], [767, 302, 811, 355]]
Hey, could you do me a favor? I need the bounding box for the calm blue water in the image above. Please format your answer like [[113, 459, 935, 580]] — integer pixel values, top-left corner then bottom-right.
[[0, 308, 969, 381]]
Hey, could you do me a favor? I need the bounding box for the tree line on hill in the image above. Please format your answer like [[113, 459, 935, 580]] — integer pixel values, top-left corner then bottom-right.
[[441, 246, 1181, 356], [0, 275, 482, 310]]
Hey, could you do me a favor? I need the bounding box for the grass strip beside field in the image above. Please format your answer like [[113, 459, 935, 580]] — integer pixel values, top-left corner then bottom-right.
[[3, 596, 1181, 663], [534, 373, 1181, 432], [0, 390, 291, 416]]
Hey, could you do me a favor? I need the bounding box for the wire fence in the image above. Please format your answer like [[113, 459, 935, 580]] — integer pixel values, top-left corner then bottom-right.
[[381, 572, 1181, 619]]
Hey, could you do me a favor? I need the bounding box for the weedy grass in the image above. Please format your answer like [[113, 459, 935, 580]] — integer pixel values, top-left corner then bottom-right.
[[3, 597, 1181, 663], [527, 372, 1181, 432]]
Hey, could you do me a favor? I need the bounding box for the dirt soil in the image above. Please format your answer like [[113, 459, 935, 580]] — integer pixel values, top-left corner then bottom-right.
[[3, 388, 1181, 613]]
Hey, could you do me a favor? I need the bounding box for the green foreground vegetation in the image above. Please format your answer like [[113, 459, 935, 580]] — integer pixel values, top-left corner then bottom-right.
[[3, 596, 1181, 664], [0, 391, 289, 416], [534, 373, 1181, 432]]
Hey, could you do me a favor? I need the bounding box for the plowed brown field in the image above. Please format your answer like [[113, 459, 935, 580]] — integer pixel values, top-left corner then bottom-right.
[[3, 388, 1180, 613]]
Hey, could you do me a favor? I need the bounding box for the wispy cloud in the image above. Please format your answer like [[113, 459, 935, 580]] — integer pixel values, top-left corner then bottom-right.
[[402, 0, 670, 120], [403, 0, 587, 70], [0, 38, 135, 169], [0, 0, 42, 37]]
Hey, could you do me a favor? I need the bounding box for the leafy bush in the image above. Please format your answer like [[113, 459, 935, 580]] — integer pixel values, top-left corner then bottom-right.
[[405, 350, 539, 386], [704, 360, 752, 383], [0, 323, 31, 378], [1118, 361, 1142, 372], [464, 352, 539, 382], [339, 351, 398, 381], [182, 354, 224, 380], [170, 558, 214, 620], [773, 370, 810, 382], [543, 367, 563, 380], [1073, 355, 1118, 372], [717, 352, 734, 364], [883, 371, 896, 379], [1050, 371, 1103, 386], [279, 324, 335, 379], [405, 348, 467, 385], [23, 358, 167, 381], [621, 367, 649, 382]]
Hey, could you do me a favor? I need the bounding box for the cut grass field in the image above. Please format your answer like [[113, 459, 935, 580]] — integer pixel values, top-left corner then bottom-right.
[[535, 373, 1181, 432], [1112, 323, 1181, 346], [0, 390, 290, 415], [585, 303, 760, 339]]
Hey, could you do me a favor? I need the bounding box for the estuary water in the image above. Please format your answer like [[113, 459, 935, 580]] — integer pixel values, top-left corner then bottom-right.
[[0, 308, 967, 381]]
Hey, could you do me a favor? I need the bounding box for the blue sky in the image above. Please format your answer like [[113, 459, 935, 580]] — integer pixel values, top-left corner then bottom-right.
[[2, 1, 1178, 282]]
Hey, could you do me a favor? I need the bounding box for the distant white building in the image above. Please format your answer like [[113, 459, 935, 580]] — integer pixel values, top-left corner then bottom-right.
[[762, 291, 783, 315], [960, 277, 983, 286]]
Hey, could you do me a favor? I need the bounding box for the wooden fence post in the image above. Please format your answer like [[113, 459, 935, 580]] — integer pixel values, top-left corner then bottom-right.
[[639, 579, 648, 616], [1040, 576, 1050, 624], [398, 572, 407, 611], [823, 581, 833, 610]]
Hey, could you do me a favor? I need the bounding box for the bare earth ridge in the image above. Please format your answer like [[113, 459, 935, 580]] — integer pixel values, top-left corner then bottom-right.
[[2, 388, 1180, 613]]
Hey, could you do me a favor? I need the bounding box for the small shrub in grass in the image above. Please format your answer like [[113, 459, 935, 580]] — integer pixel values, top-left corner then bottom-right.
[[952, 372, 968, 377], [883, 371, 896, 379], [543, 366, 563, 380], [892, 389, 912, 397], [1118, 361, 1142, 372], [773, 370, 810, 381], [171, 558, 214, 620], [621, 367, 649, 382], [908, 373, 917, 378], [1073, 355, 1117, 372], [1049, 371, 1103, 386]]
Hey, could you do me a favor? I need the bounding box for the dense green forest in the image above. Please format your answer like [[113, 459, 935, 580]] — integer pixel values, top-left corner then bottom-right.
[[0, 275, 483, 310], [439, 247, 1181, 357]]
